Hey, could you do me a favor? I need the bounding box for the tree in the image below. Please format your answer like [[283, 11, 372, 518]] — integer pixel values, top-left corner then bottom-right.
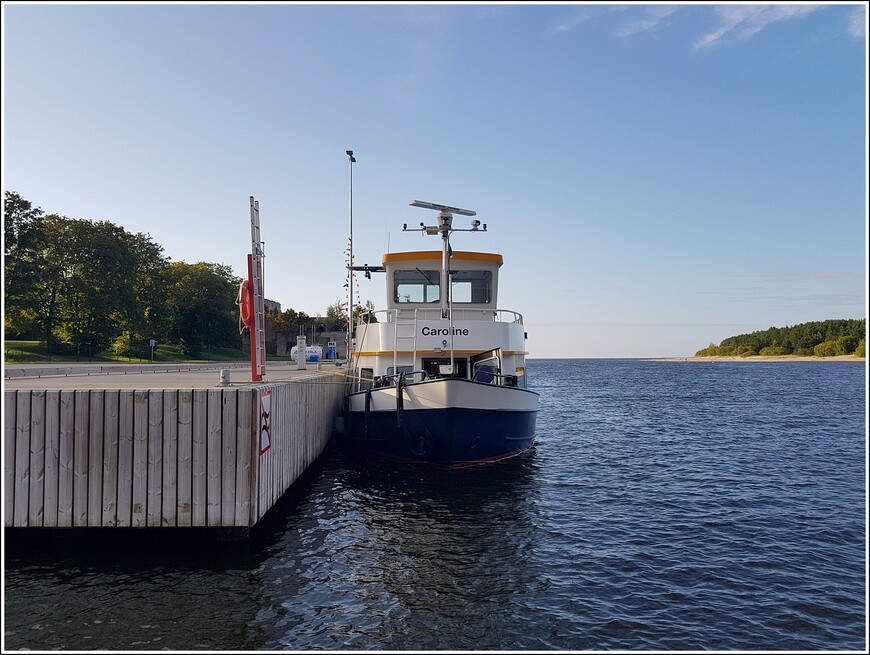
[[814, 340, 846, 357], [355, 299, 378, 324], [55, 219, 142, 357], [112, 230, 167, 357], [164, 261, 241, 356], [4, 192, 47, 339], [4, 191, 43, 258], [703, 320, 866, 357], [6, 213, 77, 357]]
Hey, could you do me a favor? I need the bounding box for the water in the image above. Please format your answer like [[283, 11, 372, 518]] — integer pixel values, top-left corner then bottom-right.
[[4, 360, 866, 650]]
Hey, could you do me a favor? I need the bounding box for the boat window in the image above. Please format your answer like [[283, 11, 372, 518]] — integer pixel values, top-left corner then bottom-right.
[[385, 365, 416, 384], [422, 358, 468, 379], [394, 269, 440, 303], [472, 357, 499, 384], [450, 270, 492, 304]]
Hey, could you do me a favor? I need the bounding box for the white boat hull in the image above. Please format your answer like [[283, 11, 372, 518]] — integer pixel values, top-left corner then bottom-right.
[[344, 378, 538, 468]]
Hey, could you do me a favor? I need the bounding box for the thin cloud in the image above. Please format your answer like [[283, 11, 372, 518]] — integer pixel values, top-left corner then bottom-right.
[[552, 9, 594, 33], [694, 4, 823, 50], [698, 271, 865, 311], [553, 5, 628, 34], [617, 5, 679, 38], [847, 5, 866, 39]]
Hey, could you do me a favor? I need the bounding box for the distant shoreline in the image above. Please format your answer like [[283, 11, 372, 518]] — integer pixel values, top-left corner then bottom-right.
[[653, 355, 866, 363]]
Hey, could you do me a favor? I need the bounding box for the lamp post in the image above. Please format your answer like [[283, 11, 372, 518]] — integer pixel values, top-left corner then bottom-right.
[[346, 150, 356, 363]]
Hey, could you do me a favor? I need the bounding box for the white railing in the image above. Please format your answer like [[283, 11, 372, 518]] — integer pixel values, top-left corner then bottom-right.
[[358, 308, 524, 324]]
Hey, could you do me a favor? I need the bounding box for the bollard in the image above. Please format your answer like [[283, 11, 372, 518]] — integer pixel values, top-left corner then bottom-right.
[[296, 336, 307, 370], [219, 369, 231, 386]]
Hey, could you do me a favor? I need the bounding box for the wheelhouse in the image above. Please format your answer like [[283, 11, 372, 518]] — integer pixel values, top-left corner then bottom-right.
[[351, 250, 529, 391]]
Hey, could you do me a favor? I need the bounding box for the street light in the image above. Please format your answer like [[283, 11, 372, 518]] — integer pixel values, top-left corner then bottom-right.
[[346, 150, 355, 363]]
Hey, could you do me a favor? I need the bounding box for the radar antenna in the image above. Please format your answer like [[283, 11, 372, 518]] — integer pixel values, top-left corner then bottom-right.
[[402, 200, 487, 376], [403, 200, 486, 237]]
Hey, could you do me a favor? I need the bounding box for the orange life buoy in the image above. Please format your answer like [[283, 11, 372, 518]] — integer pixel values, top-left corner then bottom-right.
[[237, 279, 253, 328]]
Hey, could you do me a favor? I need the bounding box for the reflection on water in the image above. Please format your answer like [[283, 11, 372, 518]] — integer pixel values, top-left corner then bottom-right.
[[4, 360, 866, 651], [4, 445, 546, 651], [253, 446, 545, 650]]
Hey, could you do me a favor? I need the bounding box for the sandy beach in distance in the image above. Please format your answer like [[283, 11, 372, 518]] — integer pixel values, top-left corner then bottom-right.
[[653, 355, 866, 363]]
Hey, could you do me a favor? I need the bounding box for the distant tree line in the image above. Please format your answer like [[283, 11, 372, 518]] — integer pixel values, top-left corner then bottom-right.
[[696, 319, 866, 358], [5, 191, 247, 358]]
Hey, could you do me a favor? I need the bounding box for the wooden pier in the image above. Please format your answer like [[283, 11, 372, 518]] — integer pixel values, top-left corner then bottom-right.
[[3, 364, 348, 534]]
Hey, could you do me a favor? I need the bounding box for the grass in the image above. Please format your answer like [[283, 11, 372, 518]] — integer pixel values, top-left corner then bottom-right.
[[2, 340, 262, 364]]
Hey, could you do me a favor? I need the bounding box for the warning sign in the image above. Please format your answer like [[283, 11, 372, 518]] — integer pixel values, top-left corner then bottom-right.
[[259, 390, 272, 455]]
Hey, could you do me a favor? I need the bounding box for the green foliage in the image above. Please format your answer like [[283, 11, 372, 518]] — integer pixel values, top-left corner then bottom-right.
[[163, 261, 241, 356], [5, 192, 386, 361], [356, 299, 378, 324], [3, 192, 240, 360], [698, 319, 866, 358], [3, 339, 247, 363], [111, 332, 138, 359], [814, 340, 846, 357]]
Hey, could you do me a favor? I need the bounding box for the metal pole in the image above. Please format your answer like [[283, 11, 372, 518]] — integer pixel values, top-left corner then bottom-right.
[[346, 150, 356, 364]]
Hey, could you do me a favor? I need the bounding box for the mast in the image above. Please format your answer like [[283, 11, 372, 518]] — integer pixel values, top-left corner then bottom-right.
[[404, 200, 485, 373], [345, 150, 356, 366]]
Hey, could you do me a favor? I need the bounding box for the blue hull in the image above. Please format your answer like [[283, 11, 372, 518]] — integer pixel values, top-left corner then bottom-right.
[[343, 405, 537, 468]]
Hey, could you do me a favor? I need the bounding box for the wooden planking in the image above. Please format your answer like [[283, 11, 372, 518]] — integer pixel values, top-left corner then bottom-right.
[[192, 389, 208, 527], [131, 390, 149, 527], [57, 390, 75, 527], [206, 389, 222, 526], [293, 384, 304, 482], [43, 391, 61, 527], [235, 390, 254, 526], [102, 391, 120, 527], [29, 390, 47, 527], [220, 391, 237, 526], [177, 391, 193, 527], [4, 372, 347, 532], [249, 388, 260, 525], [162, 390, 179, 527], [4, 392, 16, 526], [71, 391, 87, 526], [116, 390, 134, 527], [13, 391, 31, 526], [73, 390, 90, 527], [146, 391, 164, 527], [87, 391, 104, 527], [250, 376, 346, 524], [257, 386, 273, 516]]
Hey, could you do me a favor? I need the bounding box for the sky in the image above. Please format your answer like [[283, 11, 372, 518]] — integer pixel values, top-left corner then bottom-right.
[[2, 1, 867, 358]]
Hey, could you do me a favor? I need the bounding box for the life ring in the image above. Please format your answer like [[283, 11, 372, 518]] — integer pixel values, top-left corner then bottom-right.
[[237, 279, 253, 328]]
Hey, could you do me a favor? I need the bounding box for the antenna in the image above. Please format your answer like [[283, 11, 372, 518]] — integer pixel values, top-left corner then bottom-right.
[[403, 200, 487, 375], [404, 200, 486, 237], [409, 200, 476, 217]]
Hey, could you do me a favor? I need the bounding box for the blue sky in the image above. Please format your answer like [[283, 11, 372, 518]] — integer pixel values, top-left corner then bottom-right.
[[2, 2, 867, 358]]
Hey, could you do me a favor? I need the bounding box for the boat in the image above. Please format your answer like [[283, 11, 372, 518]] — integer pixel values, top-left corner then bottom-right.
[[342, 200, 539, 468]]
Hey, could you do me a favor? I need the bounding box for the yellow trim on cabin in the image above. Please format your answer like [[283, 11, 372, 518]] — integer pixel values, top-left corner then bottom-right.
[[382, 251, 503, 265]]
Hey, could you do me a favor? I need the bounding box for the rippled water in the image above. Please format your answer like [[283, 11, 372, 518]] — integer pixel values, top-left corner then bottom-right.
[[4, 360, 866, 650]]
